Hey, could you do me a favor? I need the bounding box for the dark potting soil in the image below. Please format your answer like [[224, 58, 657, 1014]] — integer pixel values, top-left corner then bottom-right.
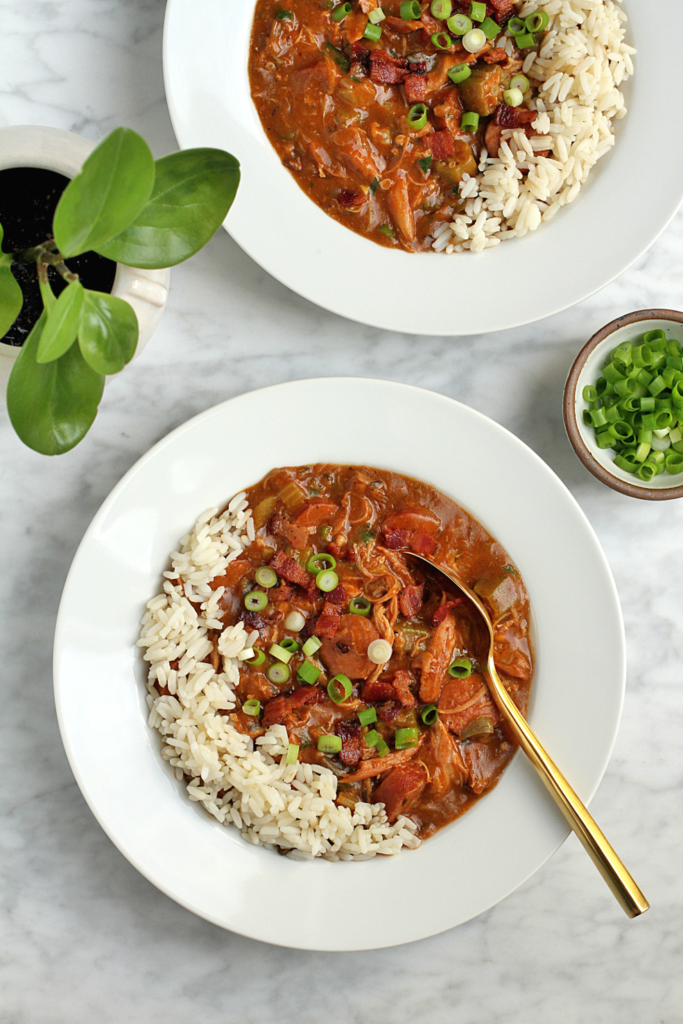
[[0, 167, 117, 347]]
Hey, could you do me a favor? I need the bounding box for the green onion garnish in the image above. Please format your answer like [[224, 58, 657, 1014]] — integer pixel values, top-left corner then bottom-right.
[[461, 112, 480, 133], [245, 590, 268, 611], [363, 22, 382, 41], [378, 224, 395, 239], [449, 657, 473, 678], [275, 7, 293, 19], [418, 155, 433, 174], [270, 643, 293, 664], [469, 1, 486, 21], [509, 73, 529, 93], [447, 12, 471, 34], [448, 63, 472, 85], [370, 176, 379, 194], [243, 699, 261, 716], [376, 737, 390, 757], [316, 569, 339, 592], [267, 663, 291, 684], [430, 0, 452, 20], [297, 660, 321, 685], [358, 707, 377, 726], [395, 726, 419, 749], [407, 103, 428, 131], [421, 704, 439, 725], [480, 16, 499, 39], [318, 734, 342, 754], [302, 635, 322, 657], [279, 637, 300, 653], [254, 566, 278, 588], [327, 674, 353, 704], [359, 525, 376, 543], [307, 552, 336, 573], [349, 595, 372, 616], [246, 649, 266, 666], [368, 7, 385, 24], [285, 743, 299, 764], [507, 16, 526, 35], [503, 88, 523, 107], [514, 31, 536, 48], [364, 729, 381, 748], [331, 2, 352, 21], [325, 42, 350, 71], [431, 31, 452, 49], [400, 0, 421, 18], [525, 10, 549, 32]]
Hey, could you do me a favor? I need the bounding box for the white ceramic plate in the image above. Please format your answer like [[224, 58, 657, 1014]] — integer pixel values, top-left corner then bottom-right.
[[54, 379, 625, 950], [163, 0, 683, 335]]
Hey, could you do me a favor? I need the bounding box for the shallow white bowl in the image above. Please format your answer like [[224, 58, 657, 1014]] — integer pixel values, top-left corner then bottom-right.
[[163, 0, 683, 335], [54, 379, 625, 949]]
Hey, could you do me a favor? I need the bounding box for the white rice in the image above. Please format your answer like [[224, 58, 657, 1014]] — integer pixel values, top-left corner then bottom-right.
[[138, 499, 420, 859], [432, 0, 635, 253]]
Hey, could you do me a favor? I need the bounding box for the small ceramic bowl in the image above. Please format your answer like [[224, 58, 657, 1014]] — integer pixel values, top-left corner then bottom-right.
[[564, 309, 683, 500]]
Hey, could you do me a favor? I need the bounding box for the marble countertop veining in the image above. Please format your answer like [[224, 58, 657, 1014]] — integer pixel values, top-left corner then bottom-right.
[[1, 2, 682, 1022]]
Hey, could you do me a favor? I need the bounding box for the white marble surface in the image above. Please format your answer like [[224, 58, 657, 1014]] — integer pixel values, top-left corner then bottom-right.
[[1, 2, 682, 1022]]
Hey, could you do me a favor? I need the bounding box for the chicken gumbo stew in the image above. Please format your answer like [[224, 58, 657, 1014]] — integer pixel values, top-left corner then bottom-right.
[[218, 465, 533, 839]]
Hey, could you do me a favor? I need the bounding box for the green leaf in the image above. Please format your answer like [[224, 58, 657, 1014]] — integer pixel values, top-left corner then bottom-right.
[[0, 221, 23, 337], [36, 280, 84, 363], [79, 290, 138, 375], [53, 127, 155, 258], [96, 149, 240, 268], [7, 312, 105, 455]]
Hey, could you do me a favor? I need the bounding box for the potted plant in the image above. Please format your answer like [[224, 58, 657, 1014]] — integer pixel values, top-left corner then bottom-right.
[[0, 125, 239, 455]]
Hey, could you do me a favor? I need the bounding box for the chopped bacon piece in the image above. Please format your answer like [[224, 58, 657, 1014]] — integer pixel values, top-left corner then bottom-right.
[[335, 719, 362, 767], [383, 527, 411, 550], [425, 130, 456, 161], [238, 609, 267, 632], [369, 49, 409, 85], [338, 189, 365, 209], [399, 583, 424, 618], [294, 498, 338, 527], [495, 102, 537, 128], [271, 513, 311, 550], [315, 600, 342, 639], [410, 531, 438, 556], [270, 549, 314, 589], [391, 669, 417, 708], [483, 48, 508, 64], [431, 597, 464, 626], [262, 686, 326, 730], [403, 74, 427, 103], [326, 583, 347, 606], [349, 40, 370, 61], [489, 0, 515, 22], [377, 700, 402, 722], [268, 582, 293, 602], [362, 678, 397, 703]]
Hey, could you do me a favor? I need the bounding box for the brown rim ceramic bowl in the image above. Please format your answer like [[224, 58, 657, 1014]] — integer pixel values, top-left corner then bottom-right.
[[564, 309, 683, 500]]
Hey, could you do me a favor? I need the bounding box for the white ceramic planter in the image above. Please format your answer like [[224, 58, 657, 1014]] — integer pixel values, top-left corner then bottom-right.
[[0, 125, 170, 398]]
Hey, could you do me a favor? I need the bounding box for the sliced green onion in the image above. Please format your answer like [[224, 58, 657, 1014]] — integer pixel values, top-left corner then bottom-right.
[[302, 635, 322, 657], [255, 566, 278, 588], [367, 639, 393, 664], [368, 7, 385, 23], [666, 339, 683, 357], [514, 31, 536, 48], [285, 743, 299, 764], [510, 73, 530, 92], [267, 663, 291, 684], [400, 0, 421, 18], [275, 8, 293, 18], [508, 16, 526, 35], [407, 102, 428, 130], [602, 361, 625, 383], [297, 659, 321, 685], [331, 2, 352, 21], [648, 375, 667, 397], [636, 462, 655, 481], [318, 734, 342, 754], [270, 642, 293, 664], [319, 523, 333, 541], [462, 27, 486, 51], [421, 704, 439, 725], [316, 568, 339, 592], [665, 452, 683, 474], [643, 329, 666, 348], [613, 341, 633, 366], [461, 111, 480, 133], [431, 0, 452, 19], [395, 726, 419, 749], [349, 595, 372, 616], [307, 552, 336, 573], [243, 699, 261, 716], [448, 63, 472, 85], [376, 737, 390, 757], [525, 10, 549, 32], [279, 637, 300, 653], [614, 454, 637, 474], [447, 13, 471, 34], [634, 441, 651, 463], [364, 22, 382, 40], [418, 154, 433, 174], [358, 707, 377, 726], [327, 674, 353, 704], [431, 31, 452, 49], [460, 715, 494, 739], [246, 648, 266, 666], [449, 657, 472, 678], [245, 590, 268, 611], [503, 88, 523, 107], [469, 1, 486, 21], [480, 16, 499, 39], [378, 224, 395, 239], [364, 729, 381, 748], [284, 610, 306, 632], [583, 385, 598, 402]]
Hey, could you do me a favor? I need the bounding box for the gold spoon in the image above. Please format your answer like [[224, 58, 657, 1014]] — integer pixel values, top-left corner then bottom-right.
[[409, 552, 649, 919]]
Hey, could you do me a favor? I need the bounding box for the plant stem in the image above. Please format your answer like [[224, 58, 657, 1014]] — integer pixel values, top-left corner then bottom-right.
[[12, 240, 80, 284]]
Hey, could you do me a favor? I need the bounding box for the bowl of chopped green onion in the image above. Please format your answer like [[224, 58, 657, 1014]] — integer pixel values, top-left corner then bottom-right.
[[564, 310, 683, 500]]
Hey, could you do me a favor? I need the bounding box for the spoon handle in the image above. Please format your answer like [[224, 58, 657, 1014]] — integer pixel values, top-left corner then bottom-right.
[[486, 660, 649, 918]]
